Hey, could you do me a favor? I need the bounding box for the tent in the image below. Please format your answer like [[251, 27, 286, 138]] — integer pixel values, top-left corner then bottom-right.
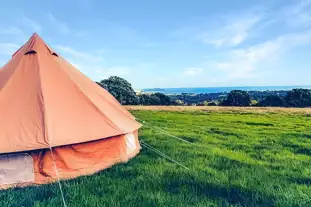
[[0, 33, 142, 189]]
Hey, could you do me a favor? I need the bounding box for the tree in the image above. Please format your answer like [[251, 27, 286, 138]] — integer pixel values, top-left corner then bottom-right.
[[153, 93, 172, 105], [138, 94, 160, 105], [149, 95, 161, 105], [208, 102, 217, 106], [251, 100, 259, 106], [220, 90, 251, 106], [99, 76, 139, 105], [259, 95, 286, 107], [285, 89, 311, 107], [174, 99, 184, 105], [138, 93, 171, 105], [139, 94, 152, 105]]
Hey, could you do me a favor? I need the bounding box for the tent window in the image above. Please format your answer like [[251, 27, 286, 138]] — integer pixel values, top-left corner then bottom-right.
[[24, 50, 37, 55], [51, 52, 59, 57], [0, 153, 34, 185], [125, 133, 137, 155]]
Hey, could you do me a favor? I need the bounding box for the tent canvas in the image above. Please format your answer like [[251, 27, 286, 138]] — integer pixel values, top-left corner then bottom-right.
[[0, 33, 142, 189]]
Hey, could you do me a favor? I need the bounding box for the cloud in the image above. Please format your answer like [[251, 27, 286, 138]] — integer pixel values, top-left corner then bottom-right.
[[168, 29, 311, 87], [199, 15, 263, 47], [97, 66, 131, 79], [53, 45, 103, 62], [55, 44, 131, 81], [213, 30, 311, 80], [232, 31, 311, 62], [183, 67, 204, 76], [281, 0, 311, 27], [21, 16, 41, 32], [48, 13, 70, 35], [170, 10, 264, 48], [0, 27, 24, 36], [76, 30, 92, 40], [0, 43, 19, 55]]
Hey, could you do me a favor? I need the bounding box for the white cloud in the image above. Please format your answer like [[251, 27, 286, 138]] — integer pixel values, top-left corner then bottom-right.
[[57, 45, 131, 81], [21, 16, 41, 32], [0, 27, 24, 36], [282, 0, 311, 27], [183, 67, 204, 76], [48, 13, 70, 35], [0, 43, 19, 55], [94, 49, 105, 55], [213, 30, 311, 80], [53, 45, 103, 62], [168, 29, 311, 87], [99, 66, 131, 79], [232, 31, 311, 63], [199, 15, 263, 47]]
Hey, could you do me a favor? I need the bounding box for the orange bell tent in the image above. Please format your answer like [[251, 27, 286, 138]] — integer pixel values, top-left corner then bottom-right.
[[0, 33, 142, 189]]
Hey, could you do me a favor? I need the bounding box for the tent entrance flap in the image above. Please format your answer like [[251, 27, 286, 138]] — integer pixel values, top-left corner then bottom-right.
[[126, 133, 137, 155], [0, 153, 34, 185]]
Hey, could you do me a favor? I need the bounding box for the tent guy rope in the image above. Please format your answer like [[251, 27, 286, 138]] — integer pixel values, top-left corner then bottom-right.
[[135, 117, 195, 145], [140, 141, 190, 170], [49, 146, 68, 207]]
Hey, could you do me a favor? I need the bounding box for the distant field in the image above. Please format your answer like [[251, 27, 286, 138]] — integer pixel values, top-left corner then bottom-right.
[[125, 105, 311, 114], [1, 108, 311, 206]]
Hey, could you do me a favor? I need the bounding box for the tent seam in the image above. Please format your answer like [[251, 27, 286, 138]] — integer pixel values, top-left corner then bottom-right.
[[36, 53, 50, 147], [0, 55, 25, 92], [52, 57, 124, 133], [61, 57, 137, 121]]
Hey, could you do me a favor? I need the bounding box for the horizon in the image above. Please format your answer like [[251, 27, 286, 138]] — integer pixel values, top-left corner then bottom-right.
[[1, 0, 311, 89], [141, 84, 311, 90]]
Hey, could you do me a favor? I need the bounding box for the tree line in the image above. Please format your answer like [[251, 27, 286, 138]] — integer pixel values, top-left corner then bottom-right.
[[97, 76, 311, 108], [97, 76, 172, 105]]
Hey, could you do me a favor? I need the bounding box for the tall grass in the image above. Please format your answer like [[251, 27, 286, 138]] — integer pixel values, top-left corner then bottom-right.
[[1, 109, 311, 206]]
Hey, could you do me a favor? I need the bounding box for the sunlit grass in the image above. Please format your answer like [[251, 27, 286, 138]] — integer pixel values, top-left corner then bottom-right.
[[1, 109, 311, 206]]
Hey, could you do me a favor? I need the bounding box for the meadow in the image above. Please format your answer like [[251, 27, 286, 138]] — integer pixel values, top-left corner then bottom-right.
[[1, 107, 311, 206]]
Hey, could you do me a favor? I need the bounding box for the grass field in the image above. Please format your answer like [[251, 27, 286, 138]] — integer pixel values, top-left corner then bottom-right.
[[1, 107, 311, 206]]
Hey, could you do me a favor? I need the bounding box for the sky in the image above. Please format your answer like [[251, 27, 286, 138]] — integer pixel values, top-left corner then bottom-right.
[[0, 0, 311, 89]]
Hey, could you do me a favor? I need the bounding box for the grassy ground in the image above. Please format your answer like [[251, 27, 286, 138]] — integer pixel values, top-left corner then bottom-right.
[[1, 108, 311, 206]]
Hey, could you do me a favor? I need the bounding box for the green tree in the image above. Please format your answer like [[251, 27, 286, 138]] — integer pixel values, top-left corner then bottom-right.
[[153, 93, 172, 105], [99, 76, 139, 105], [174, 99, 184, 105], [139, 94, 152, 105], [149, 95, 161, 105], [208, 102, 217, 106], [138, 94, 164, 105], [285, 88, 311, 107], [259, 95, 286, 107], [220, 90, 251, 106], [251, 100, 259, 106]]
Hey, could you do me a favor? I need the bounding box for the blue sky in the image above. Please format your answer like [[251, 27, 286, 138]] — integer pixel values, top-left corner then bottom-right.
[[0, 0, 311, 89]]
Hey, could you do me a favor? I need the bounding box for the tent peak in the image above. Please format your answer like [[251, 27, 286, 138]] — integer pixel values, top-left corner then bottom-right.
[[12, 33, 58, 57], [31, 32, 39, 37]]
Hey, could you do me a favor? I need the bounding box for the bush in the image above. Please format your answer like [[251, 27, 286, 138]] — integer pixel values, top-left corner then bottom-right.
[[259, 95, 286, 107], [208, 102, 217, 106], [220, 90, 251, 106], [138, 93, 172, 105], [153, 93, 172, 105], [98, 76, 139, 105], [285, 89, 311, 107], [174, 100, 185, 105]]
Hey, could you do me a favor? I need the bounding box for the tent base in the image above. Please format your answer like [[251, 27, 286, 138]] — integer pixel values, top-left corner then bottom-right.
[[0, 130, 140, 190]]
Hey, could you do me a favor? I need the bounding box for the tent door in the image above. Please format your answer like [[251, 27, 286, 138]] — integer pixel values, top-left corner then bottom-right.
[[125, 133, 137, 155], [0, 153, 34, 185]]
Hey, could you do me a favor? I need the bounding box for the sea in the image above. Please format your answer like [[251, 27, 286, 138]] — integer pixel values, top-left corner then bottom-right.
[[141, 86, 311, 94]]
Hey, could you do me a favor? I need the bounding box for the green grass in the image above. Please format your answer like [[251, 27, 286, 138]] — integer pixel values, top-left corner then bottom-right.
[[1, 109, 311, 206]]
